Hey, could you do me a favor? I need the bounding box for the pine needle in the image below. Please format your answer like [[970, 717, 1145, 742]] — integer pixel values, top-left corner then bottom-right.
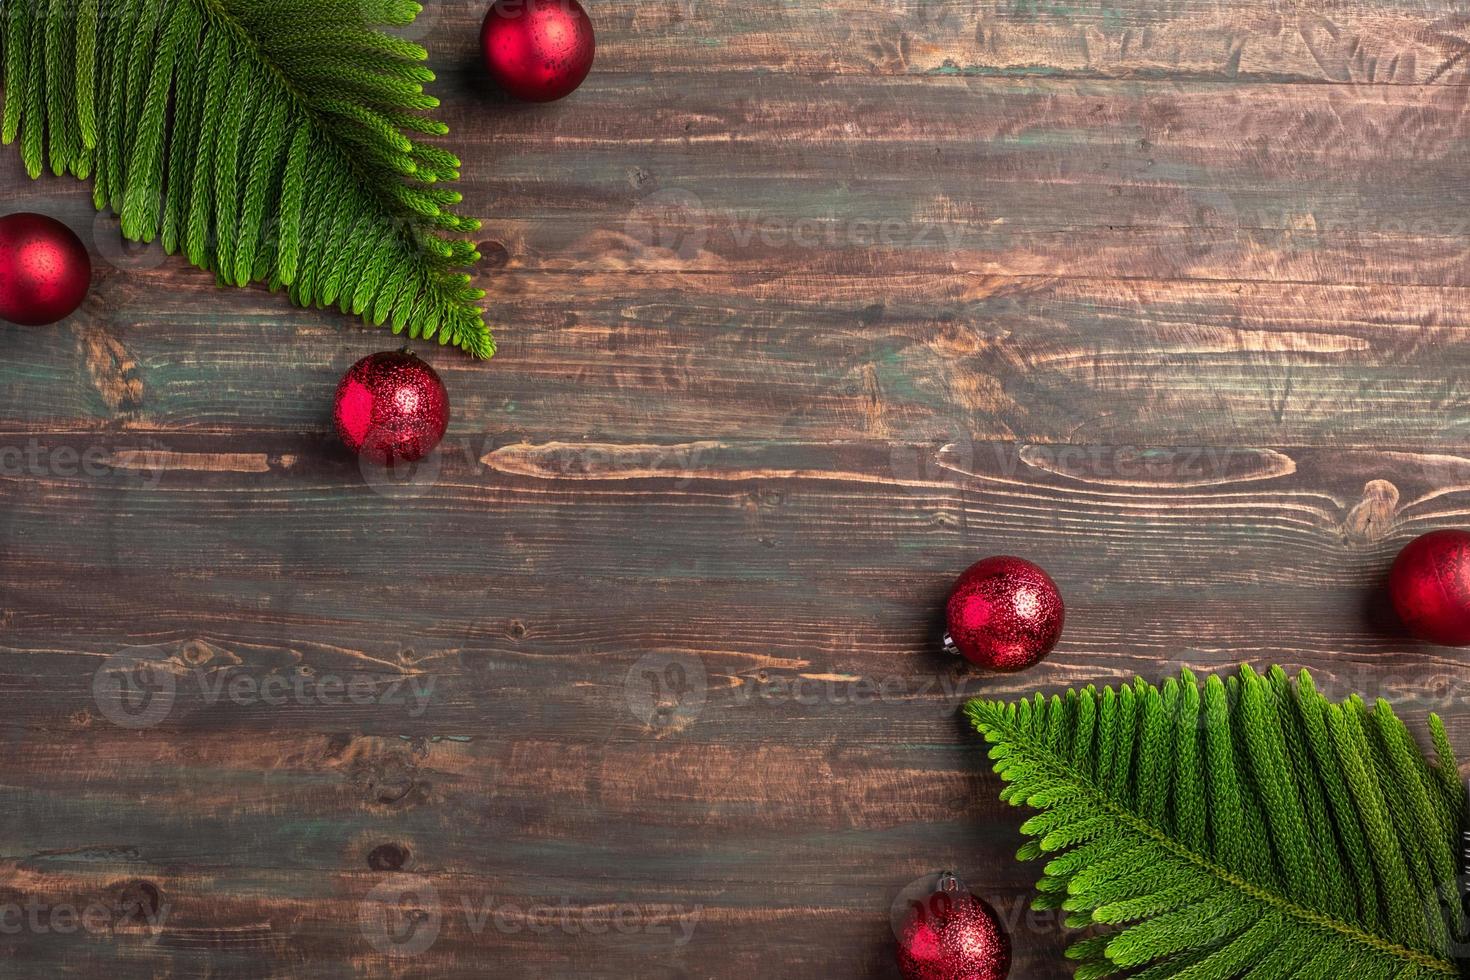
[[0, 0, 492, 357], [967, 665, 1469, 978]]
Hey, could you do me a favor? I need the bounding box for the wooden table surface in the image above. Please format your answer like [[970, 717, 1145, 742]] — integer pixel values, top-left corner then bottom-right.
[[4, 0, 1470, 976]]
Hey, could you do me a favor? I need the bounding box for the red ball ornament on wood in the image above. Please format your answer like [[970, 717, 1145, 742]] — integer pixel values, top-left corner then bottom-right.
[[0, 212, 92, 326], [333, 351, 450, 465], [1389, 529, 1470, 646], [944, 556, 1064, 671], [897, 872, 1011, 980], [480, 0, 596, 102]]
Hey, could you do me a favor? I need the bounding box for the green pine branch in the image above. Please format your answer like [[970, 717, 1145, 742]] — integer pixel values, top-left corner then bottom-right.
[[0, 0, 494, 358], [966, 665, 1468, 979]]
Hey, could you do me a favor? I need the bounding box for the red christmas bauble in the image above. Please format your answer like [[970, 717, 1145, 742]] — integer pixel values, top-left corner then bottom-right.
[[944, 556, 1063, 671], [897, 873, 1011, 980], [333, 351, 450, 465], [1389, 529, 1470, 646], [0, 212, 92, 326], [480, 0, 595, 102]]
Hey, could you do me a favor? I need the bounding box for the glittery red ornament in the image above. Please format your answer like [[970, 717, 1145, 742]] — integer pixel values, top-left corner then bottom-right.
[[897, 872, 1011, 980], [0, 212, 92, 326], [333, 350, 450, 465], [480, 0, 595, 102], [944, 556, 1063, 671], [1389, 529, 1470, 646]]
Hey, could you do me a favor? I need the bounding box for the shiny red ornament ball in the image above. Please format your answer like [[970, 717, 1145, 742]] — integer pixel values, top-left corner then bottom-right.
[[944, 556, 1063, 671], [897, 873, 1011, 980], [1389, 529, 1470, 646], [333, 351, 449, 465], [480, 0, 595, 102], [0, 212, 92, 326]]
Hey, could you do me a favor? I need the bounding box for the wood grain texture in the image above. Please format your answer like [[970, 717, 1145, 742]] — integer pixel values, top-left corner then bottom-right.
[[3, 0, 1470, 977]]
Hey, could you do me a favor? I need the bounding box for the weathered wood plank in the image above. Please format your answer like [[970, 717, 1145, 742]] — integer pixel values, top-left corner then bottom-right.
[[430, 0, 1470, 84], [4, 0, 1470, 976], [0, 443, 1467, 740], [17, 75, 1470, 289], [3, 273, 1470, 447]]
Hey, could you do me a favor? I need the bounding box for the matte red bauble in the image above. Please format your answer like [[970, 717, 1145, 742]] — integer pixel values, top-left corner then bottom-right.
[[480, 0, 595, 102], [1389, 529, 1470, 646], [333, 351, 450, 465], [944, 556, 1063, 671], [897, 872, 1011, 980], [0, 212, 92, 325]]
